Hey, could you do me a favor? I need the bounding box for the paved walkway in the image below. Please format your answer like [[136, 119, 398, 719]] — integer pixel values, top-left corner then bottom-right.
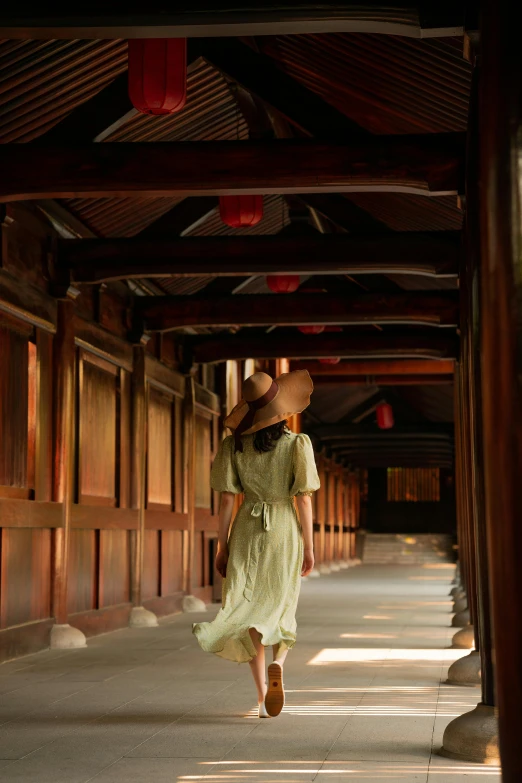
[[0, 565, 501, 783]]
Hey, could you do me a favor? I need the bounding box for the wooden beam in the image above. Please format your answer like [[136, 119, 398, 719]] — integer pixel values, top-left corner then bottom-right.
[[292, 359, 455, 376], [313, 422, 453, 439], [189, 332, 459, 363], [60, 232, 461, 284], [312, 374, 454, 385], [0, 136, 465, 202], [200, 37, 366, 139], [0, 4, 465, 39], [298, 194, 390, 234], [138, 292, 458, 330], [138, 197, 218, 238], [38, 73, 136, 144]]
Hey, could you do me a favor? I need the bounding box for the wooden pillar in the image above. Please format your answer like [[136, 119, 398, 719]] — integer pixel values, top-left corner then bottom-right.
[[130, 342, 147, 609], [128, 341, 157, 627], [453, 369, 467, 594], [183, 374, 198, 601], [317, 453, 328, 571], [50, 296, 85, 647], [460, 354, 478, 629], [327, 461, 336, 564], [478, 1, 521, 770], [51, 299, 76, 625], [440, 35, 499, 766], [464, 62, 495, 706]]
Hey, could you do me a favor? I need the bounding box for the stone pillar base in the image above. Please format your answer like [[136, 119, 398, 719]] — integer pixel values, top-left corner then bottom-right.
[[439, 703, 499, 765], [182, 595, 207, 613], [318, 564, 331, 575], [452, 597, 468, 614], [338, 560, 350, 569], [446, 649, 480, 686], [451, 625, 475, 649], [352, 558, 362, 566], [308, 568, 321, 578], [329, 562, 341, 572], [50, 623, 87, 649], [452, 608, 471, 627], [129, 606, 158, 628], [450, 586, 464, 599]]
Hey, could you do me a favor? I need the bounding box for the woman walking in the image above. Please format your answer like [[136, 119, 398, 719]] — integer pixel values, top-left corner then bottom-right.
[[193, 369, 320, 718]]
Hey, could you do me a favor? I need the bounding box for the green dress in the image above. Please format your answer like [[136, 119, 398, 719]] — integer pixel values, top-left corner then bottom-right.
[[193, 431, 320, 663]]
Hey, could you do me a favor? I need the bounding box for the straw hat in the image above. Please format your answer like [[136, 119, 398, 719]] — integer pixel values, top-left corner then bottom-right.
[[225, 370, 313, 452]]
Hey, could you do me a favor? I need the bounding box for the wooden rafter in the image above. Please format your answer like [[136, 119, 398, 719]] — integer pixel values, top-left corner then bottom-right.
[[0, 136, 465, 203]]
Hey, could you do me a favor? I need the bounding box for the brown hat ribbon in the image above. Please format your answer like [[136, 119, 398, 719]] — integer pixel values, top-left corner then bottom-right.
[[234, 380, 279, 453]]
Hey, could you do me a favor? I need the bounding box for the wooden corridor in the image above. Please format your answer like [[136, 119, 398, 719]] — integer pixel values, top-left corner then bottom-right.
[[3, 0, 522, 777], [0, 563, 498, 783]]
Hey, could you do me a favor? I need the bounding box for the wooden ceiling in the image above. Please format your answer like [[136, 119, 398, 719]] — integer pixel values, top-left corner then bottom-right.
[[0, 2, 474, 461]]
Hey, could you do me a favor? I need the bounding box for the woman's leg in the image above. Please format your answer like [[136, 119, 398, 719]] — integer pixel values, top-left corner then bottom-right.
[[272, 643, 289, 666], [249, 628, 266, 703]]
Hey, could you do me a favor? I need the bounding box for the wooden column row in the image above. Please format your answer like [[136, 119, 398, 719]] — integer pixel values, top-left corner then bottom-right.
[[313, 451, 361, 571], [0, 292, 220, 659]]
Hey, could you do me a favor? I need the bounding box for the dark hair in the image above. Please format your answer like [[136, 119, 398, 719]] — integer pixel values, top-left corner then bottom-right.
[[253, 420, 289, 453]]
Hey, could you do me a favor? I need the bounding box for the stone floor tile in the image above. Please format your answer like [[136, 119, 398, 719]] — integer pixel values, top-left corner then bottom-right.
[[88, 757, 215, 783], [317, 760, 429, 782], [427, 754, 501, 781], [0, 565, 501, 781], [327, 715, 436, 762]]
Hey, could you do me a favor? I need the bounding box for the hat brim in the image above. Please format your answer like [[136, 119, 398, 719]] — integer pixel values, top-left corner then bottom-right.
[[224, 370, 313, 435]]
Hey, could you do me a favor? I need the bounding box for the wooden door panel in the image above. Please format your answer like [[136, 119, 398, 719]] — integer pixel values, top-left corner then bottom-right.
[[142, 529, 160, 600], [79, 358, 117, 504], [99, 530, 130, 607], [67, 529, 96, 614], [160, 530, 183, 596], [0, 528, 51, 628]]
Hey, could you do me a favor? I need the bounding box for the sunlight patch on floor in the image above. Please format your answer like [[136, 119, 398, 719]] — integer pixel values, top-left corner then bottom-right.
[[308, 648, 469, 664], [340, 633, 398, 639]]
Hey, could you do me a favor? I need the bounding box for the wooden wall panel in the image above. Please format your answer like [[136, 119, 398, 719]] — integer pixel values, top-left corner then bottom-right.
[[67, 529, 96, 614], [0, 528, 51, 628], [99, 530, 130, 607], [0, 326, 29, 492], [195, 414, 211, 509], [142, 529, 160, 600], [147, 386, 172, 508], [161, 530, 183, 596], [79, 358, 117, 504]]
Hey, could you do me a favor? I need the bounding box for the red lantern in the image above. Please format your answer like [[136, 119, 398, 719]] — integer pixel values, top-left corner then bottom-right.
[[298, 325, 325, 335], [266, 275, 300, 293], [219, 195, 263, 228], [376, 402, 394, 430], [319, 357, 341, 364], [128, 39, 187, 115]]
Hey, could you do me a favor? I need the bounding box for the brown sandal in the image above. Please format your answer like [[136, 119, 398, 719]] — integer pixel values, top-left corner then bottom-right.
[[265, 662, 285, 717]]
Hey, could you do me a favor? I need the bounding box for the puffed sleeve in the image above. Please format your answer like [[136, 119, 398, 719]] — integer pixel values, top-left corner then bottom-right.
[[210, 435, 243, 494], [290, 433, 320, 497]]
